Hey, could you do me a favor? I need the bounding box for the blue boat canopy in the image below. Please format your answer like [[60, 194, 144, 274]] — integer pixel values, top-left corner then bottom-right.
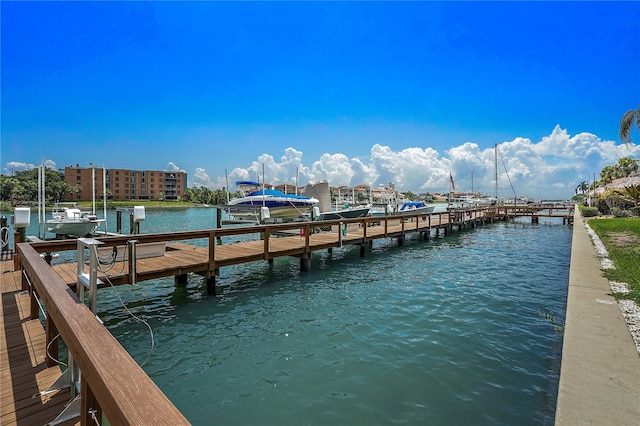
[[248, 189, 313, 200], [400, 201, 427, 209]]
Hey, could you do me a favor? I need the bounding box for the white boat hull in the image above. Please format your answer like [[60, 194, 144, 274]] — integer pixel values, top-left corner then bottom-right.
[[226, 205, 312, 220], [397, 205, 435, 215], [47, 219, 104, 237]]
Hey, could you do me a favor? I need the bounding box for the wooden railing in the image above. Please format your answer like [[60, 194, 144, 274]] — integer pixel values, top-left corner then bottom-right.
[[17, 242, 190, 425]]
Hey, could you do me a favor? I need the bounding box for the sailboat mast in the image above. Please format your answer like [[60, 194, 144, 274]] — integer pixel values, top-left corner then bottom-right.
[[494, 143, 498, 199], [225, 169, 230, 204], [38, 162, 45, 239], [262, 163, 265, 208]]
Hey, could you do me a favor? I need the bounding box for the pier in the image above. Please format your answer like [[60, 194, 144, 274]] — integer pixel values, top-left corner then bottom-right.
[[25, 205, 572, 295], [1, 204, 574, 425]]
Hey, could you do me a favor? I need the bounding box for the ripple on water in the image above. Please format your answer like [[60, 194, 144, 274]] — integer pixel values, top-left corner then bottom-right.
[[103, 219, 570, 425]]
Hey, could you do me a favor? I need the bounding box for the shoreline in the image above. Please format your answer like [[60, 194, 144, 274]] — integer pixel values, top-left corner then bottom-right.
[[554, 210, 640, 425]]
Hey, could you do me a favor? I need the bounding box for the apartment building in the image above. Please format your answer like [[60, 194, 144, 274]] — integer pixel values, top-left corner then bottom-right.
[[64, 165, 187, 201]]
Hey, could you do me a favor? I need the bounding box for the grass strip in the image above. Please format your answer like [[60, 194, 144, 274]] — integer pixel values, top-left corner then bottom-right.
[[587, 218, 640, 304]]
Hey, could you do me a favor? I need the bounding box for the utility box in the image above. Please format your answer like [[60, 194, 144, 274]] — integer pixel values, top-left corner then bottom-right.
[[133, 206, 145, 223], [260, 207, 270, 221], [13, 207, 31, 228]]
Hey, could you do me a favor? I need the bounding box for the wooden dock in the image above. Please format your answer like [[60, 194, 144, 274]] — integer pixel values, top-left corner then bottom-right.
[[26, 204, 573, 295], [37, 210, 462, 293], [1, 258, 78, 426], [1, 203, 572, 425]]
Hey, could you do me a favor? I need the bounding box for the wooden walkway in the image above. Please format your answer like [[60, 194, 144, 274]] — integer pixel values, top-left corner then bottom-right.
[[29, 204, 574, 293], [1, 257, 78, 426], [51, 213, 454, 289]]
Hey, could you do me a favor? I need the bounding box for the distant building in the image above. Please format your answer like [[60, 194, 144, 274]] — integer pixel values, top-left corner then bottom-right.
[[63, 165, 187, 201]]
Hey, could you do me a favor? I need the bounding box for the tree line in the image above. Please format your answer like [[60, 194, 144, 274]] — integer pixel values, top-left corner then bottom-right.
[[0, 168, 234, 207], [0, 168, 80, 204]]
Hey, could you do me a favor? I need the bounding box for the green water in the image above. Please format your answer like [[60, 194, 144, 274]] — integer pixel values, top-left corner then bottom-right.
[[20, 208, 570, 424]]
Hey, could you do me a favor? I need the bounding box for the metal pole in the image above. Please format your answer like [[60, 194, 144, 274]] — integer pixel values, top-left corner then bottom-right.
[[128, 239, 138, 285], [103, 165, 108, 234]]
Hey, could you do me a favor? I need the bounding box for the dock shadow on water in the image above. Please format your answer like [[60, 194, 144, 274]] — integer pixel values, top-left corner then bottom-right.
[[99, 213, 570, 426]]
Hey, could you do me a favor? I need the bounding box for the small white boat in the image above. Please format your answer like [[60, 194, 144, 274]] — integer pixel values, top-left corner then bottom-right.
[[396, 201, 435, 215], [226, 181, 319, 220], [46, 203, 105, 237], [451, 194, 497, 206]]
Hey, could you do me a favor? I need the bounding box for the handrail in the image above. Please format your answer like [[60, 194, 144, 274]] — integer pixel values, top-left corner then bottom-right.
[[17, 242, 190, 425]]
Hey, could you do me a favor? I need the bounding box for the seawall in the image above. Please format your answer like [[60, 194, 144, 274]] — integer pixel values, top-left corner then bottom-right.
[[555, 210, 640, 425]]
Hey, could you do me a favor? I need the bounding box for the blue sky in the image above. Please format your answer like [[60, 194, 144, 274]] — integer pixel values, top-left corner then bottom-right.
[[2, 1, 639, 199]]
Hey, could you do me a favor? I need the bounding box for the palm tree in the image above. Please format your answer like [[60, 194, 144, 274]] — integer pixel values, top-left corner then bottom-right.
[[575, 181, 588, 195], [619, 105, 640, 144], [617, 184, 640, 206], [600, 165, 616, 185]]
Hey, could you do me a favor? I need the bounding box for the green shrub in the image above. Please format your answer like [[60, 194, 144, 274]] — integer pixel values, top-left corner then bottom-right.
[[581, 206, 599, 217], [595, 199, 610, 215], [631, 206, 640, 217], [610, 207, 632, 218]]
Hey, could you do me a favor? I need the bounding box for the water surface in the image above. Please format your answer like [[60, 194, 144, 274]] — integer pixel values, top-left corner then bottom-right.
[[91, 210, 569, 425]]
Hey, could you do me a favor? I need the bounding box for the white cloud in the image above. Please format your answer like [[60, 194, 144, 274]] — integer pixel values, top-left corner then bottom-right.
[[200, 126, 640, 200], [3, 159, 57, 173], [192, 167, 213, 188], [166, 162, 186, 173], [6, 129, 638, 200]]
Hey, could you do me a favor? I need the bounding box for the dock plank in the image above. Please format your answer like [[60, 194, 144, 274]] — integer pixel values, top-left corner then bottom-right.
[[1, 259, 78, 426]]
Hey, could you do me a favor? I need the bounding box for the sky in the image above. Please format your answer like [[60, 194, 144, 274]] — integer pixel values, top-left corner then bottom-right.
[[2, 1, 639, 200]]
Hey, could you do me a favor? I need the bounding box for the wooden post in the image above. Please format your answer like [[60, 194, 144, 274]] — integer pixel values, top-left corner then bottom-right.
[[116, 210, 122, 234], [30, 286, 39, 320], [45, 316, 58, 367], [13, 231, 22, 270], [359, 243, 366, 258], [81, 377, 102, 425], [206, 273, 216, 295], [300, 253, 311, 271], [175, 274, 188, 285], [21, 264, 28, 291], [263, 228, 270, 261]]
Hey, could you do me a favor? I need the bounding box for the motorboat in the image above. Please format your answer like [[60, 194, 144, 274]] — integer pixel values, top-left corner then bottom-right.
[[315, 205, 370, 221], [46, 203, 105, 237], [226, 181, 319, 221], [451, 193, 497, 206], [396, 201, 435, 215]]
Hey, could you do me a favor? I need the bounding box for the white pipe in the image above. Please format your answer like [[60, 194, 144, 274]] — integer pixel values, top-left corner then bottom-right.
[[92, 166, 96, 215], [225, 168, 230, 203], [103, 165, 108, 234], [38, 163, 43, 238]]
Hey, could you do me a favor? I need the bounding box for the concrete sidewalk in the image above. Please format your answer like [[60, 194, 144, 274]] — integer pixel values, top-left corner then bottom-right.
[[555, 211, 640, 425]]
